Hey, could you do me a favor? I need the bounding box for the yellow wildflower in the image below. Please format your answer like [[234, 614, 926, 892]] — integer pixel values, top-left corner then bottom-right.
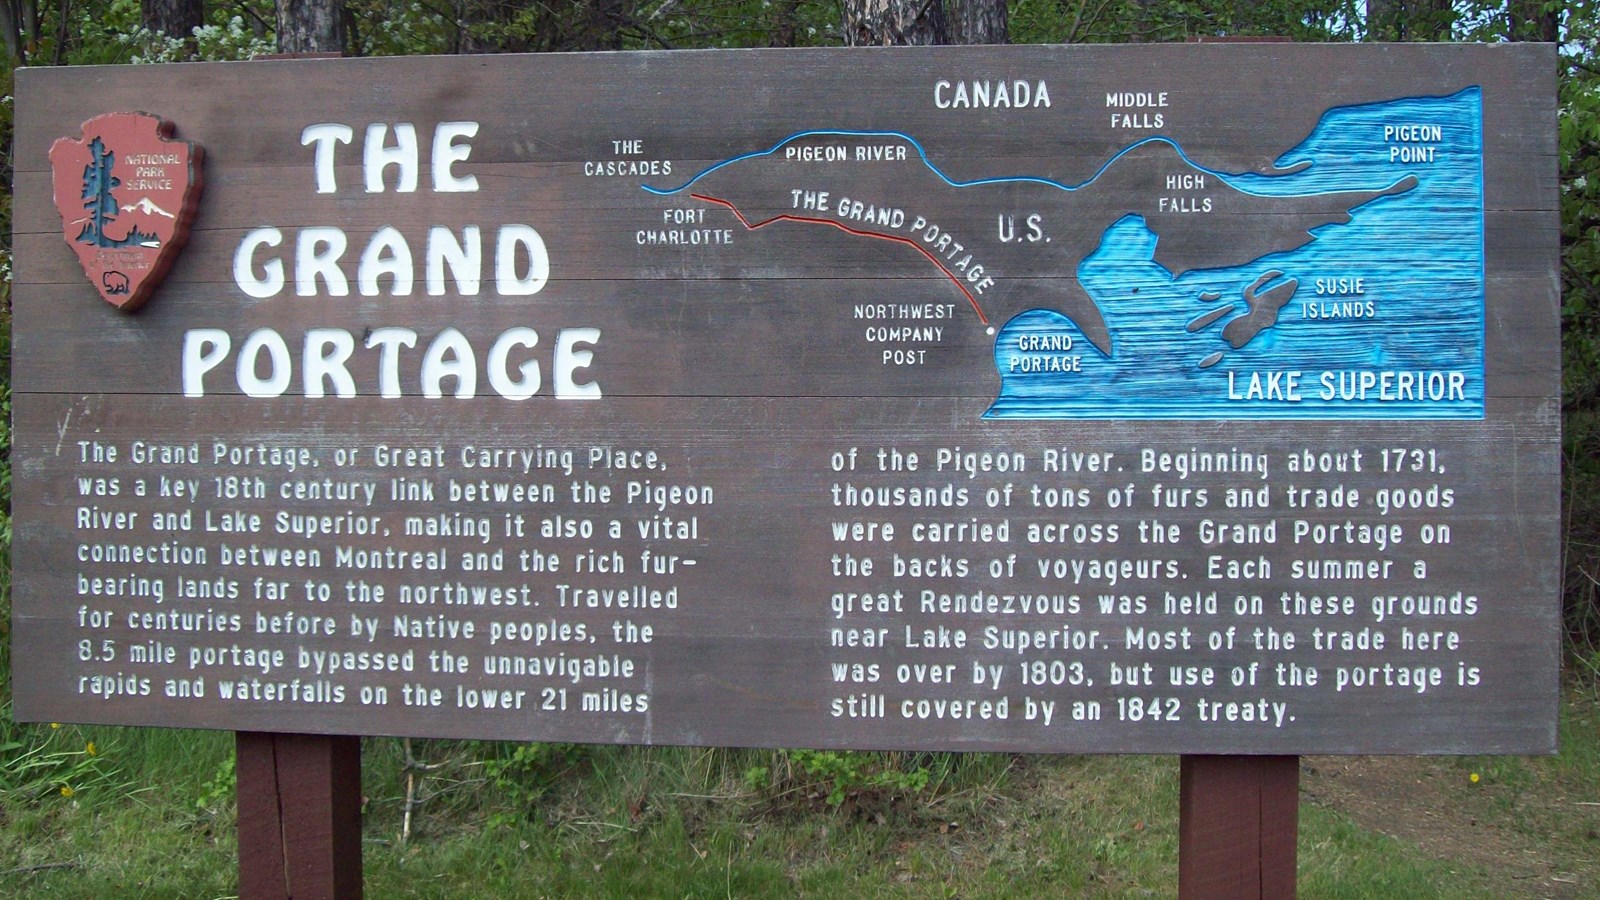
[[86, 741, 97, 756], [60, 786, 74, 798]]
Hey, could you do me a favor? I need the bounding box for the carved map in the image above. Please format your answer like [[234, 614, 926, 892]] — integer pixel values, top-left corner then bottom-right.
[[646, 88, 1483, 419]]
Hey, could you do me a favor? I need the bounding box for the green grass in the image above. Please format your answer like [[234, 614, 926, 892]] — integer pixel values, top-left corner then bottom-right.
[[0, 723, 235, 896], [2, 693, 1596, 897], [1298, 807, 1490, 900]]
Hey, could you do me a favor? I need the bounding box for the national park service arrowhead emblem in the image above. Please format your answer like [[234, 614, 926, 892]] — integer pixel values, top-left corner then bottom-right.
[[49, 112, 203, 311]]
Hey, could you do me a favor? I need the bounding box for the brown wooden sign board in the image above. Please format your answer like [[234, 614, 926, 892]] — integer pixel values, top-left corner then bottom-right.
[[11, 44, 1559, 755]]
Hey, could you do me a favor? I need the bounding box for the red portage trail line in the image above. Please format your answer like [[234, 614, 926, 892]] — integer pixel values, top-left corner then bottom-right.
[[690, 193, 991, 327]]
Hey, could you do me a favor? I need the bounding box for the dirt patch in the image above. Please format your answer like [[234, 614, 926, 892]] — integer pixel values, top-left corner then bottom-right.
[[1303, 756, 1598, 897]]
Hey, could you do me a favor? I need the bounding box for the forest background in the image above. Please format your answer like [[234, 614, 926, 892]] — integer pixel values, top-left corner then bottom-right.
[[0, 0, 1596, 894]]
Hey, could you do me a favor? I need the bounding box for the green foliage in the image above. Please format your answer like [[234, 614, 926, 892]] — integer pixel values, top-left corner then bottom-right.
[[1553, 4, 1600, 678], [119, 15, 276, 62], [1011, 0, 1362, 44], [743, 749, 955, 809], [741, 761, 771, 790], [193, 752, 236, 816], [787, 749, 931, 807], [480, 741, 584, 815], [339, 0, 455, 56]]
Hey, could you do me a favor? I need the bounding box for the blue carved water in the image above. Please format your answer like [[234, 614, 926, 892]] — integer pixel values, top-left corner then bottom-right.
[[987, 88, 1483, 419]]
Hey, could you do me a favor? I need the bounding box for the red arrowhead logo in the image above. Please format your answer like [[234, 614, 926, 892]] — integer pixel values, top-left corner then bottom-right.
[[49, 112, 204, 312]]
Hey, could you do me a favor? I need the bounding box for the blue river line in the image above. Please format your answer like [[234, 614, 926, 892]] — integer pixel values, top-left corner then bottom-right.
[[642, 122, 1423, 200]]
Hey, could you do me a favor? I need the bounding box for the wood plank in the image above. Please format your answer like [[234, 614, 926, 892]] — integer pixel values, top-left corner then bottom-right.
[[1179, 755, 1299, 899], [237, 732, 362, 900]]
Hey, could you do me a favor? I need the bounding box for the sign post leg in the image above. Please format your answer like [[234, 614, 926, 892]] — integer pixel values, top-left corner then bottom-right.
[[237, 732, 363, 899], [1178, 755, 1298, 899]]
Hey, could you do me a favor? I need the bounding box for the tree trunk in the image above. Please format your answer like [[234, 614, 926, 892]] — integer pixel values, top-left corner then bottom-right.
[[277, 0, 342, 53], [843, 0, 946, 46], [1, 0, 37, 60], [0, 0, 24, 61], [142, 0, 203, 49], [949, 0, 1004, 44]]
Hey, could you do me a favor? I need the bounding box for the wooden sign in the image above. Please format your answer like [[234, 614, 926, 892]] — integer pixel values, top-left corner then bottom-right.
[[10, 44, 1560, 754]]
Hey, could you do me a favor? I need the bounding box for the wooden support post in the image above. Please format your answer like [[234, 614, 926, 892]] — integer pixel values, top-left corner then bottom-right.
[[237, 732, 363, 900], [1178, 755, 1299, 899]]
